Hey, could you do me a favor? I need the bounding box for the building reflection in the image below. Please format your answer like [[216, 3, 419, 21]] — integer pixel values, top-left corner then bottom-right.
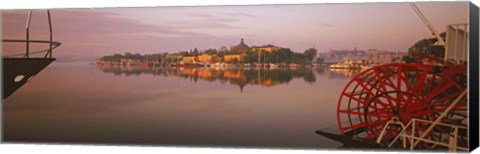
[[97, 65, 320, 91], [326, 68, 361, 79], [97, 65, 360, 91]]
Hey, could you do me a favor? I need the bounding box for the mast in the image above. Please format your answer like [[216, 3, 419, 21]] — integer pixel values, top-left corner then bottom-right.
[[410, 3, 445, 46]]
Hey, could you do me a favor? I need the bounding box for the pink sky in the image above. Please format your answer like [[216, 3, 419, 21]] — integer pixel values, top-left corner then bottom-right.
[[1, 2, 469, 58]]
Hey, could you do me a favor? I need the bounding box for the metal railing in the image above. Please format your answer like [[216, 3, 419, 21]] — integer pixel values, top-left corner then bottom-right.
[[2, 10, 60, 58], [376, 91, 468, 152], [385, 118, 468, 151], [444, 23, 469, 64]]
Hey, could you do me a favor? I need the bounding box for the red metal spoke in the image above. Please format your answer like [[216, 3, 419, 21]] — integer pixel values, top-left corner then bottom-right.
[[364, 132, 376, 140], [383, 75, 398, 90], [397, 65, 402, 92], [399, 93, 418, 112], [364, 125, 384, 140], [354, 79, 393, 108], [370, 69, 397, 107], [406, 108, 445, 120], [425, 82, 454, 101], [339, 110, 392, 118], [364, 121, 390, 138], [411, 70, 428, 95], [427, 90, 461, 107], [342, 93, 383, 109], [425, 73, 437, 96], [341, 119, 388, 132], [399, 69, 413, 91], [363, 83, 395, 106], [373, 69, 389, 92]]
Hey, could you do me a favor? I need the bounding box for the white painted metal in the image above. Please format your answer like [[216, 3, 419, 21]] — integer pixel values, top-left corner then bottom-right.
[[445, 24, 468, 63], [412, 90, 466, 147], [383, 90, 468, 152], [410, 3, 445, 46]]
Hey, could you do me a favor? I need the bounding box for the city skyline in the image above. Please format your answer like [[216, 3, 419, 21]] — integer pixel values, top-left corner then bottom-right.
[[2, 2, 468, 57]]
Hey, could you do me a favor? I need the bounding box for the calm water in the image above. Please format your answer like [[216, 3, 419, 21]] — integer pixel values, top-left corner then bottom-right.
[[3, 62, 360, 149]]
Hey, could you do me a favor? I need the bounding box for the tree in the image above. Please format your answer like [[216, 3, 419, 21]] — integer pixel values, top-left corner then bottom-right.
[[193, 48, 200, 55], [276, 48, 294, 63], [268, 51, 279, 63], [204, 48, 218, 54], [316, 58, 324, 64], [303, 48, 318, 62], [408, 32, 446, 58], [244, 51, 257, 63], [100, 53, 124, 62], [232, 58, 239, 64], [292, 52, 305, 64], [132, 53, 143, 60], [179, 51, 190, 56], [125, 52, 133, 58], [408, 39, 433, 55], [402, 55, 417, 63], [302, 71, 316, 83], [230, 49, 240, 54], [219, 46, 228, 52]]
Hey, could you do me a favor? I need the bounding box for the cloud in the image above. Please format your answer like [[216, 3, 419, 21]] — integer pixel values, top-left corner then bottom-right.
[[318, 23, 335, 28], [2, 10, 238, 55], [167, 21, 235, 29], [223, 12, 256, 18], [188, 13, 238, 23], [147, 12, 256, 31], [169, 12, 257, 30], [2, 10, 206, 40]]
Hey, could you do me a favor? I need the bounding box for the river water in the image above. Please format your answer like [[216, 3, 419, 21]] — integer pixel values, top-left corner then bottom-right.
[[3, 62, 360, 149]]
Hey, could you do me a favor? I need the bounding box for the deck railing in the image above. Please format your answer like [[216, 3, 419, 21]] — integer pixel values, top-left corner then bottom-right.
[[385, 118, 468, 151], [2, 10, 60, 58], [445, 23, 469, 64], [376, 91, 468, 152]]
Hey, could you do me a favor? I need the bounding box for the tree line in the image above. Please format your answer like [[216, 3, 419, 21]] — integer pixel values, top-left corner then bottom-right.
[[99, 47, 322, 64]]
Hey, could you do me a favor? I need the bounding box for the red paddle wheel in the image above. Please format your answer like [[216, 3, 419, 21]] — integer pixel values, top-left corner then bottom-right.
[[336, 56, 467, 147], [330, 3, 469, 151]]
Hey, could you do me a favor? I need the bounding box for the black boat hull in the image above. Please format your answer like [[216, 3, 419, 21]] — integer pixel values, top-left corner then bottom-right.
[[2, 58, 55, 99]]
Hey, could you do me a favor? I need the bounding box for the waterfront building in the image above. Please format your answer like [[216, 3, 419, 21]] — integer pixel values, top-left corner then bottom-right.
[[120, 58, 141, 64], [230, 38, 282, 53], [165, 53, 182, 59], [230, 38, 251, 53], [322, 49, 366, 63], [120, 58, 128, 63], [182, 56, 197, 63], [197, 54, 214, 63], [321, 48, 407, 64], [365, 49, 386, 55], [251, 44, 281, 53], [224, 54, 245, 63]]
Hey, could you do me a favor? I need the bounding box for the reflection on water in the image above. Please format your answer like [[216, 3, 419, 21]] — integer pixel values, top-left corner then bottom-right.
[[4, 62, 360, 149], [97, 65, 358, 89], [327, 68, 361, 79], [98, 65, 322, 91]]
